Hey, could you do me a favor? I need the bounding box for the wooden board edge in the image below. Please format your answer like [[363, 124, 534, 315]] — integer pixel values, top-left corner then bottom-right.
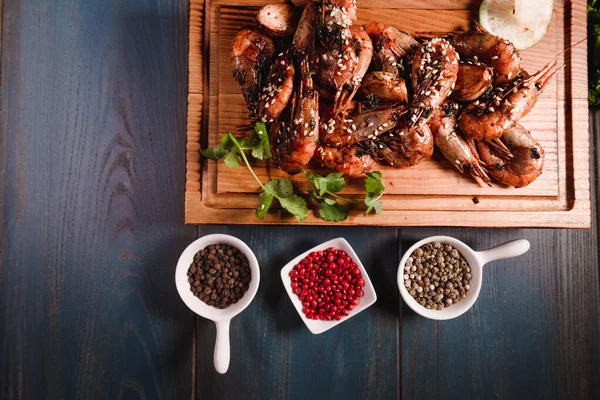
[[566, 1, 591, 223], [185, 192, 591, 228], [571, 0, 588, 101], [186, 0, 205, 193]]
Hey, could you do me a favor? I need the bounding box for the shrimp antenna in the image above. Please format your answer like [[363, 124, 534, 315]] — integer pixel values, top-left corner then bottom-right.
[[555, 36, 587, 58]]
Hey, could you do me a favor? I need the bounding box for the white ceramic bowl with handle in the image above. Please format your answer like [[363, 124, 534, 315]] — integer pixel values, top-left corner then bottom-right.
[[397, 236, 530, 320], [175, 234, 260, 374]]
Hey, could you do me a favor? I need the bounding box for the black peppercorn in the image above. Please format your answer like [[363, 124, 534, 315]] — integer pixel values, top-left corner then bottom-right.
[[188, 244, 251, 309]]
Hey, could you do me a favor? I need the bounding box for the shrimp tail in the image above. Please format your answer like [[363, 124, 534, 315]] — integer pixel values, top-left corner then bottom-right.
[[487, 138, 514, 160], [388, 41, 406, 58], [470, 161, 492, 185], [466, 138, 480, 161], [460, 137, 491, 185]]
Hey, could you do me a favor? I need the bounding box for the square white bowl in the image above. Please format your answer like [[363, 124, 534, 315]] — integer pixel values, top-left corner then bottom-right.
[[280, 237, 377, 334]]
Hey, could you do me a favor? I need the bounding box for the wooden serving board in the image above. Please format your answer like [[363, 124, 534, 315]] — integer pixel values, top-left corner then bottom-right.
[[186, 0, 591, 227]]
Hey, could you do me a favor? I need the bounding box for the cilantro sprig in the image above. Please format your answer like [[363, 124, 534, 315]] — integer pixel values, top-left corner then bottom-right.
[[202, 122, 386, 222], [304, 170, 386, 221], [201, 122, 307, 222], [305, 170, 352, 222], [364, 171, 385, 215], [201, 122, 272, 166]]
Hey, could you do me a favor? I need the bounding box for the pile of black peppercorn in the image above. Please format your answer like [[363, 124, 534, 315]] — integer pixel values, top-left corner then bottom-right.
[[187, 244, 252, 309]]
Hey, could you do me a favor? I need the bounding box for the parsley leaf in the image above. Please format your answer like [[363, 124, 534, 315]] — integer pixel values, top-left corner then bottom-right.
[[201, 132, 242, 167], [263, 178, 307, 222], [203, 122, 271, 168], [203, 126, 307, 222], [200, 145, 228, 161], [240, 122, 272, 160], [256, 191, 273, 219], [309, 191, 349, 222], [279, 194, 309, 222], [264, 178, 294, 198], [222, 150, 241, 168], [305, 171, 345, 196], [364, 171, 385, 215]]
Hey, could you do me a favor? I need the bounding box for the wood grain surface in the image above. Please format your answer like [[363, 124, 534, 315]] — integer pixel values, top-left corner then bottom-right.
[[185, 0, 591, 227], [1, 1, 599, 400], [0, 1, 197, 399]]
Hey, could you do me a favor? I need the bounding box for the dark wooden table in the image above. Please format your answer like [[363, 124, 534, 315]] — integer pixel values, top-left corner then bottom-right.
[[1, 1, 599, 399]]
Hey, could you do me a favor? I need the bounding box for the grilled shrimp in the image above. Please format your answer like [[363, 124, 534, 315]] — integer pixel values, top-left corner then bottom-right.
[[320, 106, 406, 146], [367, 120, 434, 168], [313, 145, 374, 177], [293, 0, 317, 55], [364, 22, 420, 58], [316, 1, 358, 99], [459, 60, 558, 140], [410, 38, 460, 127], [374, 47, 403, 75], [231, 29, 276, 118], [449, 31, 521, 85], [428, 102, 490, 183], [334, 26, 373, 114], [272, 59, 319, 174], [476, 124, 544, 188], [359, 71, 408, 103], [451, 62, 493, 102], [258, 52, 295, 123]]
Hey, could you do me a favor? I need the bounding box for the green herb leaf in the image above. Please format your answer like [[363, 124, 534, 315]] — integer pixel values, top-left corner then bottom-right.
[[238, 122, 272, 160], [256, 191, 273, 219], [365, 171, 385, 196], [365, 196, 383, 215], [305, 171, 346, 196], [278, 194, 308, 222], [364, 171, 385, 215], [264, 178, 294, 198], [263, 178, 307, 222], [251, 122, 272, 160], [201, 133, 241, 167], [308, 191, 348, 222], [223, 149, 241, 168], [318, 200, 349, 221], [202, 129, 306, 222], [220, 134, 237, 150], [200, 145, 228, 160]]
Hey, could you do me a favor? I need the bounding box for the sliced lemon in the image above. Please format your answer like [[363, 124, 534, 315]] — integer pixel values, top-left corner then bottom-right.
[[479, 0, 554, 50]]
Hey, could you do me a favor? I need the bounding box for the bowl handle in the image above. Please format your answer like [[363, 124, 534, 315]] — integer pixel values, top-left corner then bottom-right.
[[476, 239, 530, 265], [213, 320, 231, 374]]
